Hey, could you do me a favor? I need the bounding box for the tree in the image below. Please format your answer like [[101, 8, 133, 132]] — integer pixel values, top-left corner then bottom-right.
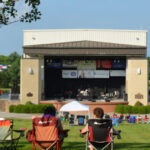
[[0, 0, 41, 25], [8, 51, 20, 63], [8, 56, 20, 84], [0, 55, 9, 64], [0, 71, 10, 88]]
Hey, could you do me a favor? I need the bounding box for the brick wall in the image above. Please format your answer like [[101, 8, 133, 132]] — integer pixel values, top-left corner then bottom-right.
[[40, 101, 128, 113], [0, 100, 20, 112]]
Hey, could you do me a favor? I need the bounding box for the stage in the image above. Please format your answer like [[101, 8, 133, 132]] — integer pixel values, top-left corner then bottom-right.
[[40, 99, 128, 113]]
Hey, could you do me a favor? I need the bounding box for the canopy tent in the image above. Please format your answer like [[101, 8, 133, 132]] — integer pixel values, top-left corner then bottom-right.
[[60, 101, 90, 112]]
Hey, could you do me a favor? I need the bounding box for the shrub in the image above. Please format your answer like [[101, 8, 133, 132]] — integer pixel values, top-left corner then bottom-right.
[[9, 103, 54, 113], [115, 105, 124, 113], [21, 105, 31, 113], [9, 105, 16, 112], [138, 106, 147, 114], [134, 101, 143, 106], [115, 104, 150, 114], [14, 104, 24, 113], [27, 104, 35, 113], [25, 101, 33, 105], [146, 105, 150, 114], [131, 106, 140, 114], [124, 105, 132, 114]]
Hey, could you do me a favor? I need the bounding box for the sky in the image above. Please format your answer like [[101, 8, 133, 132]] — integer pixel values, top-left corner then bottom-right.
[[0, 0, 150, 56]]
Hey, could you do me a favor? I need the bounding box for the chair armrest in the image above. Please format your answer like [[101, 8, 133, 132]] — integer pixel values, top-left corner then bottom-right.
[[13, 128, 27, 137], [79, 129, 87, 135], [79, 129, 87, 138]]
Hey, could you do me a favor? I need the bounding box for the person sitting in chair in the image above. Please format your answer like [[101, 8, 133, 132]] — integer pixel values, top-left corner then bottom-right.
[[81, 108, 105, 150], [42, 106, 69, 145], [81, 107, 121, 150], [81, 108, 104, 135], [32, 106, 68, 149]]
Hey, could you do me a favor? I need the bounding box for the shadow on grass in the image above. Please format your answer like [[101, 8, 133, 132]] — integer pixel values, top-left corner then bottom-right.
[[63, 142, 150, 150], [0, 141, 31, 150], [114, 143, 150, 149], [63, 142, 85, 150], [1, 141, 150, 150]]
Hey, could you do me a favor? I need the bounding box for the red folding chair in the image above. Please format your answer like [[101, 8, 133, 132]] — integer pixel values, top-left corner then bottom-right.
[[27, 116, 64, 150]]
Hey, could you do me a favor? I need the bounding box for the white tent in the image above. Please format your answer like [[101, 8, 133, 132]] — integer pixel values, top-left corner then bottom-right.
[[60, 101, 90, 112]]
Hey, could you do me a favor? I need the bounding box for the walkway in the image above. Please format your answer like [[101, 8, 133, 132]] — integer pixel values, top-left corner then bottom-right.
[[0, 111, 41, 119]]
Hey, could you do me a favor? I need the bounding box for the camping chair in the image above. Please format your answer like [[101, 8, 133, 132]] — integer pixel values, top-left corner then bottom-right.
[[129, 116, 136, 124], [112, 117, 119, 127], [28, 116, 65, 150], [77, 115, 85, 126], [69, 114, 75, 126], [85, 119, 113, 150], [0, 120, 26, 150]]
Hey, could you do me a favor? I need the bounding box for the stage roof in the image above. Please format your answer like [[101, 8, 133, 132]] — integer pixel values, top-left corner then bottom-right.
[[23, 40, 146, 56]]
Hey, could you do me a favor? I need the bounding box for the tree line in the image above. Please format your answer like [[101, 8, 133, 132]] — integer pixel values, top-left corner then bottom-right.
[[0, 52, 20, 88]]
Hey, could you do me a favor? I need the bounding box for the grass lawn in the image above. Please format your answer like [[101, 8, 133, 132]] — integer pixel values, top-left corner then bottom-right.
[[1, 119, 150, 150]]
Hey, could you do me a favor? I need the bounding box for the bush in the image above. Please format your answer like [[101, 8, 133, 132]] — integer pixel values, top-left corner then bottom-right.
[[138, 106, 147, 114], [9, 103, 54, 113], [131, 106, 140, 114], [115, 105, 124, 113], [124, 105, 132, 114], [25, 101, 33, 105], [146, 105, 150, 114], [14, 104, 24, 113], [134, 101, 143, 106], [115, 104, 150, 114], [21, 105, 31, 113], [9, 105, 16, 112]]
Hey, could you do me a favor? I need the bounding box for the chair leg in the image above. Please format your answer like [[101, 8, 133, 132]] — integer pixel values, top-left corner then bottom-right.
[[110, 142, 113, 150], [32, 142, 36, 150], [85, 140, 88, 150], [57, 141, 60, 150]]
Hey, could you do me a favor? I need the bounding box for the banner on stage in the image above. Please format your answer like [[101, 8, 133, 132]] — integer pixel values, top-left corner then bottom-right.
[[96, 60, 101, 69], [93, 70, 109, 78], [63, 60, 77, 68], [112, 59, 126, 69], [46, 59, 62, 69], [62, 70, 77, 78], [110, 70, 126, 77], [77, 60, 96, 70], [100, 60, 112, 69], [78, 70, 94, 78]]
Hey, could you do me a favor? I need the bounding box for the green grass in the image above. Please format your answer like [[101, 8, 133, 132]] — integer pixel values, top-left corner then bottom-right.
[[1, 119, 150, 150]]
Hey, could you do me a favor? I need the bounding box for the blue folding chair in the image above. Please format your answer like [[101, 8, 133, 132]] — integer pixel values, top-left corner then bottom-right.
[[112, 117, 119, 126], [77, 116, 85, 125], [129, 116, 136, 124]]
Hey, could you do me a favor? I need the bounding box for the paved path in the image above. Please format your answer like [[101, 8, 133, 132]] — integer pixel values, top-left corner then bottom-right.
[[0, 112, 41, 119], [1, 111, 150, 120]]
